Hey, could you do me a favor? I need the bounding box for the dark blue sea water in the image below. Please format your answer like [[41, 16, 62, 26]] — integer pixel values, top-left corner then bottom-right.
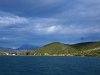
[[0, 56, 100, 75]]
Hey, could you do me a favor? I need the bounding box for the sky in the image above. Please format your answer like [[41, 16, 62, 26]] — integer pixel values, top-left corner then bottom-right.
[[0, 0, 100, 48]]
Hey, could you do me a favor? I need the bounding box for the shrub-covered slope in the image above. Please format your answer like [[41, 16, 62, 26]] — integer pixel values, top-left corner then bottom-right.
[[32, 42, 100, 56]]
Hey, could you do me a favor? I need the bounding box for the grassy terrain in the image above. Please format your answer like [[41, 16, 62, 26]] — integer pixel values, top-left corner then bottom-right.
[[31, 42, 100, 56]]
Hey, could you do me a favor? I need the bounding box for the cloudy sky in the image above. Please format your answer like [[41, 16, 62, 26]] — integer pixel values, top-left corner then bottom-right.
[[0, 0, 100, 48]]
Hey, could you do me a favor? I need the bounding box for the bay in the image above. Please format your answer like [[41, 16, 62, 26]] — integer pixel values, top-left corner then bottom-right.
[[0, 56, 100, 75]]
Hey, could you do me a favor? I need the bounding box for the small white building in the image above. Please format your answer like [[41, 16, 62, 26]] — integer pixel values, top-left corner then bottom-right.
[[12, 54, 16, 56], [5, 53, 9, 55]]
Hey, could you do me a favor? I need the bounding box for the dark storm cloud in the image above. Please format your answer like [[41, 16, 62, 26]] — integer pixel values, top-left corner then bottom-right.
[[0, 0, 100, 48]]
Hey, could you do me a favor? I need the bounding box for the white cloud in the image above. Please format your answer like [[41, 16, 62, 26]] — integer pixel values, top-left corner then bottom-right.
[[0, 11, 100, 37], [17, 21, 100, 36], [47, 26, 58, 33], [34, 25, 62, 34], [5, 15, 98, 36], [0, 11, 29, 27], [0, 16, 28, 26], [31, 24, 100, 36]]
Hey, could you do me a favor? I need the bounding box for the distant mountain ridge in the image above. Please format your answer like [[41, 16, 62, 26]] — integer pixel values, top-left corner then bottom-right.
[[17, 44, 39, 50], [0, 47, 15, 52]]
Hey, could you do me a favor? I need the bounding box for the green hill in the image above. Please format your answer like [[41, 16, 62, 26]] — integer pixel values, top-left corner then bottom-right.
[[31, 42, 100, 56]]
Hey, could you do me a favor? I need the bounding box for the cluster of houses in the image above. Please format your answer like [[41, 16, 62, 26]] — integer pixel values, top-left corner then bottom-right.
[[4, 52, 16, 56]]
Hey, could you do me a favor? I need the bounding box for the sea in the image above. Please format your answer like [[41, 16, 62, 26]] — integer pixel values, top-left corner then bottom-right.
[[0, 56, 100, 75]]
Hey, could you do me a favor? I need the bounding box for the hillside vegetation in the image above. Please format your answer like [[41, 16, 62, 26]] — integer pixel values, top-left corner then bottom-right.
[[0, 41, 100, 56], [31, 42, 100, 56]]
